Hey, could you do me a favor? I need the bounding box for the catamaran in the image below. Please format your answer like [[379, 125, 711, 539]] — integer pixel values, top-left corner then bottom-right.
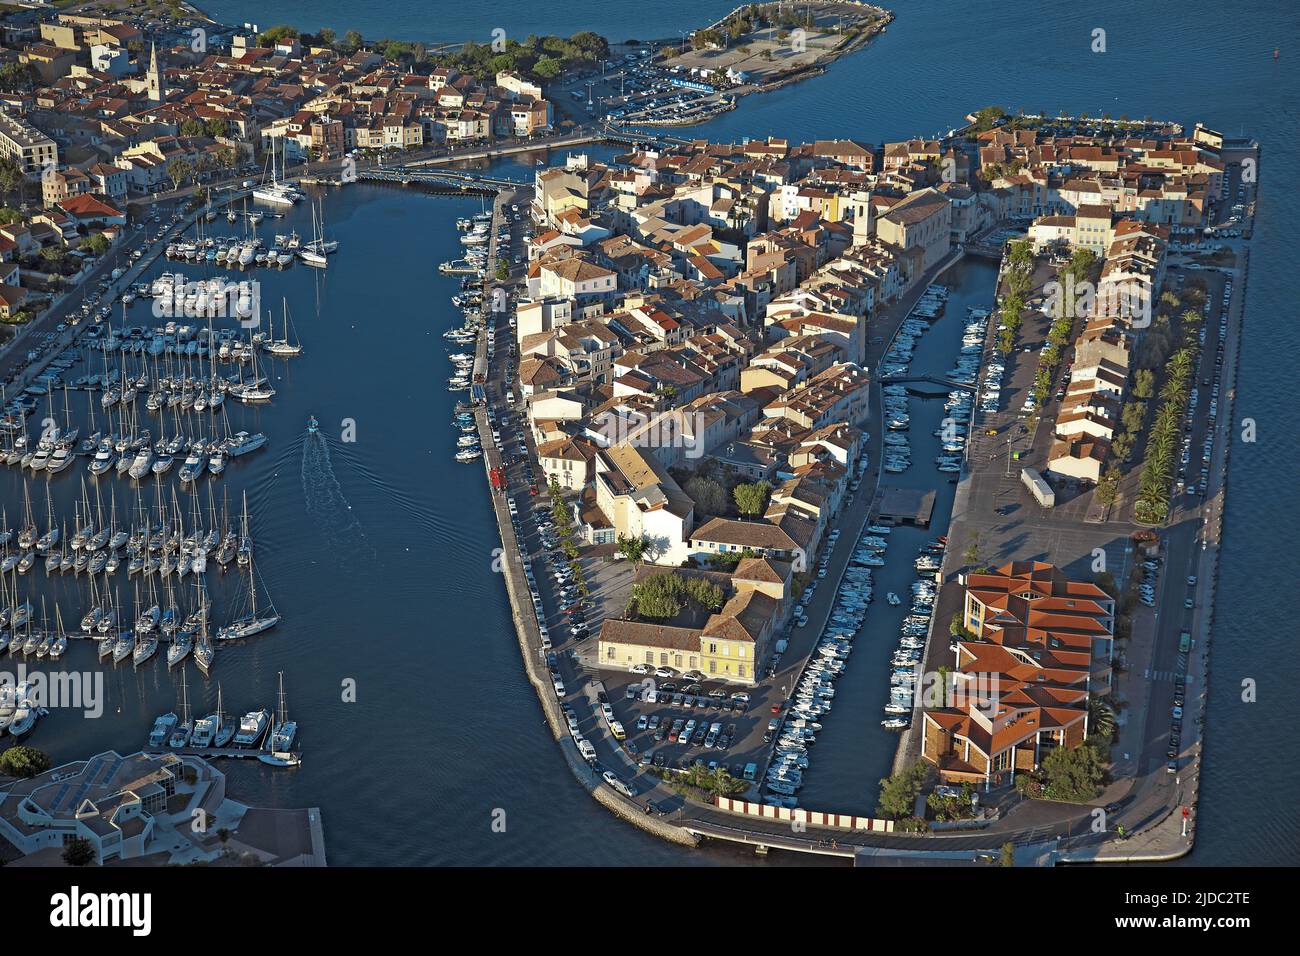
[[252, 141, 302, 207]]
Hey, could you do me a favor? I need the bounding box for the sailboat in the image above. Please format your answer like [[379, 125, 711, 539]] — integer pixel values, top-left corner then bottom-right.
[[297, 199, 327, 265], [216, 555, 279, 640], [262, 299, 303, 357], [258, 671, 300, 766], [49, 606, 67, 660], [193, 601, 214, 675], [303, 197, 338, 255], [168, 669, 193, 748]]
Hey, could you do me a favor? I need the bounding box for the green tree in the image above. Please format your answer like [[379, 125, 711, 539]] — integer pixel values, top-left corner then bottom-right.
[[615, 534, 648, 570], [683, 475, 728, 517], [0, 62, 34, 94], [84, 232, 111, 256], [0, 745, 50, 778], [1089, 697, 1117, 740], [627, 573, 686, 620], [1037, 743, 1106, 801], [732, 480, 770, 517], [0, 157, 24, 206], [963, 531, 981, 566], [343, 30, 364, 53], [167, 157, 193, 191], [970, 105, 1006, 132], [877, 761, 928, 819], [62, 836, 96, 866], [533, 56, 562, 79], [1000, 842, 1016, 867], [258, 25, 300, 46], [180, 118, 206, 137], [204, 118, 230, 139]]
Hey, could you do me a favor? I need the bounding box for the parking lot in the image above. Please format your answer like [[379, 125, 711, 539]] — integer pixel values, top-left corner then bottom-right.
[[551, 48, 737, 127]]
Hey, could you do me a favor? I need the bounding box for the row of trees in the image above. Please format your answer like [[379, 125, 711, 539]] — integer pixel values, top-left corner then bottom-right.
[[256, 23, 608, 80], [548, 478, 590, 597], [1098, 289, 1199, 507], [1133, 341, 1199, 524], [1027, 248, 1098, 407], [996, 240, 1034, 354], [180, 117, 230, 139], [654, 761, 747, 798]]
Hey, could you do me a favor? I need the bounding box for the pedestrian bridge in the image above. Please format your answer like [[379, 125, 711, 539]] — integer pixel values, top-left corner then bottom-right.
[[880, 374, 977, 392]]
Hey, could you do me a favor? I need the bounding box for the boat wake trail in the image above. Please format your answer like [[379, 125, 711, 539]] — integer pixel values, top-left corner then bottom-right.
[[301, 432, 375, 562]]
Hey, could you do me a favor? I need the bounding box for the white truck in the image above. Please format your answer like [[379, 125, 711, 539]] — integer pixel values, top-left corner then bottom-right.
[[1021, 467, 1055, 508]]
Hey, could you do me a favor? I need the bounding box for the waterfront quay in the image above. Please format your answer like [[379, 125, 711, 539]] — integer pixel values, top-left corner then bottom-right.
[[470, 223, 1001, 857], [435, 124, 1254, 861], [909, 153, 1259, 860]]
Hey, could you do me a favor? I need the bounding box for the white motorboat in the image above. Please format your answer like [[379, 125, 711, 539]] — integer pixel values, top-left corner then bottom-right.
[[233, 707, 269, 747], [226, 431, 267, 457]]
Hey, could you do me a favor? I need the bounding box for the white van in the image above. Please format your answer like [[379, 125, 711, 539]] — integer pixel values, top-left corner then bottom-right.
[[577, 738, 597, 762]]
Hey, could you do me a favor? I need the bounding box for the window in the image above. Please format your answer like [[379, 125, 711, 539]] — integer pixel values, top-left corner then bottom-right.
[[606, 646, 616, 660], [645, 652, 653, 664], [708, 661, 716, 674]]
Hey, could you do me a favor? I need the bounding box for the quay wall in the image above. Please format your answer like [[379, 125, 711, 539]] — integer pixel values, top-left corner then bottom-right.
[[472, 191, 699, 851], [479, 409, 699, 850]]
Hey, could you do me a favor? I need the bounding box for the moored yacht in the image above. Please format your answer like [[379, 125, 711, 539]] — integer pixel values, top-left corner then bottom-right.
[[233, 707, 269, 747]]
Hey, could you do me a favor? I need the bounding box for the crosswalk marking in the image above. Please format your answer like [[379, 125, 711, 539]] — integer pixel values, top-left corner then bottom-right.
[[1143, 669, 1195, 684]]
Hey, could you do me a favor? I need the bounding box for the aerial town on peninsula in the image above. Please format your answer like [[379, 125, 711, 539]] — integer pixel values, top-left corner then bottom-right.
[[0, 0, 1274, 910]]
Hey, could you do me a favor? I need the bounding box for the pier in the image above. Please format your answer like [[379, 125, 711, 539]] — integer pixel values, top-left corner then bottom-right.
[[141, 746, 297, 762]]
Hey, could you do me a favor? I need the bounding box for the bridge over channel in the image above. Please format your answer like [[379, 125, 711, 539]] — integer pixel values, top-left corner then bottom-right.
[[880, 374, 977, 391]]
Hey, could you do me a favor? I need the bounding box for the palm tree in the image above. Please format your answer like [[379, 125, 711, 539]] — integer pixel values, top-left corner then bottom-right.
[[1089, 697, 1116, 738]]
